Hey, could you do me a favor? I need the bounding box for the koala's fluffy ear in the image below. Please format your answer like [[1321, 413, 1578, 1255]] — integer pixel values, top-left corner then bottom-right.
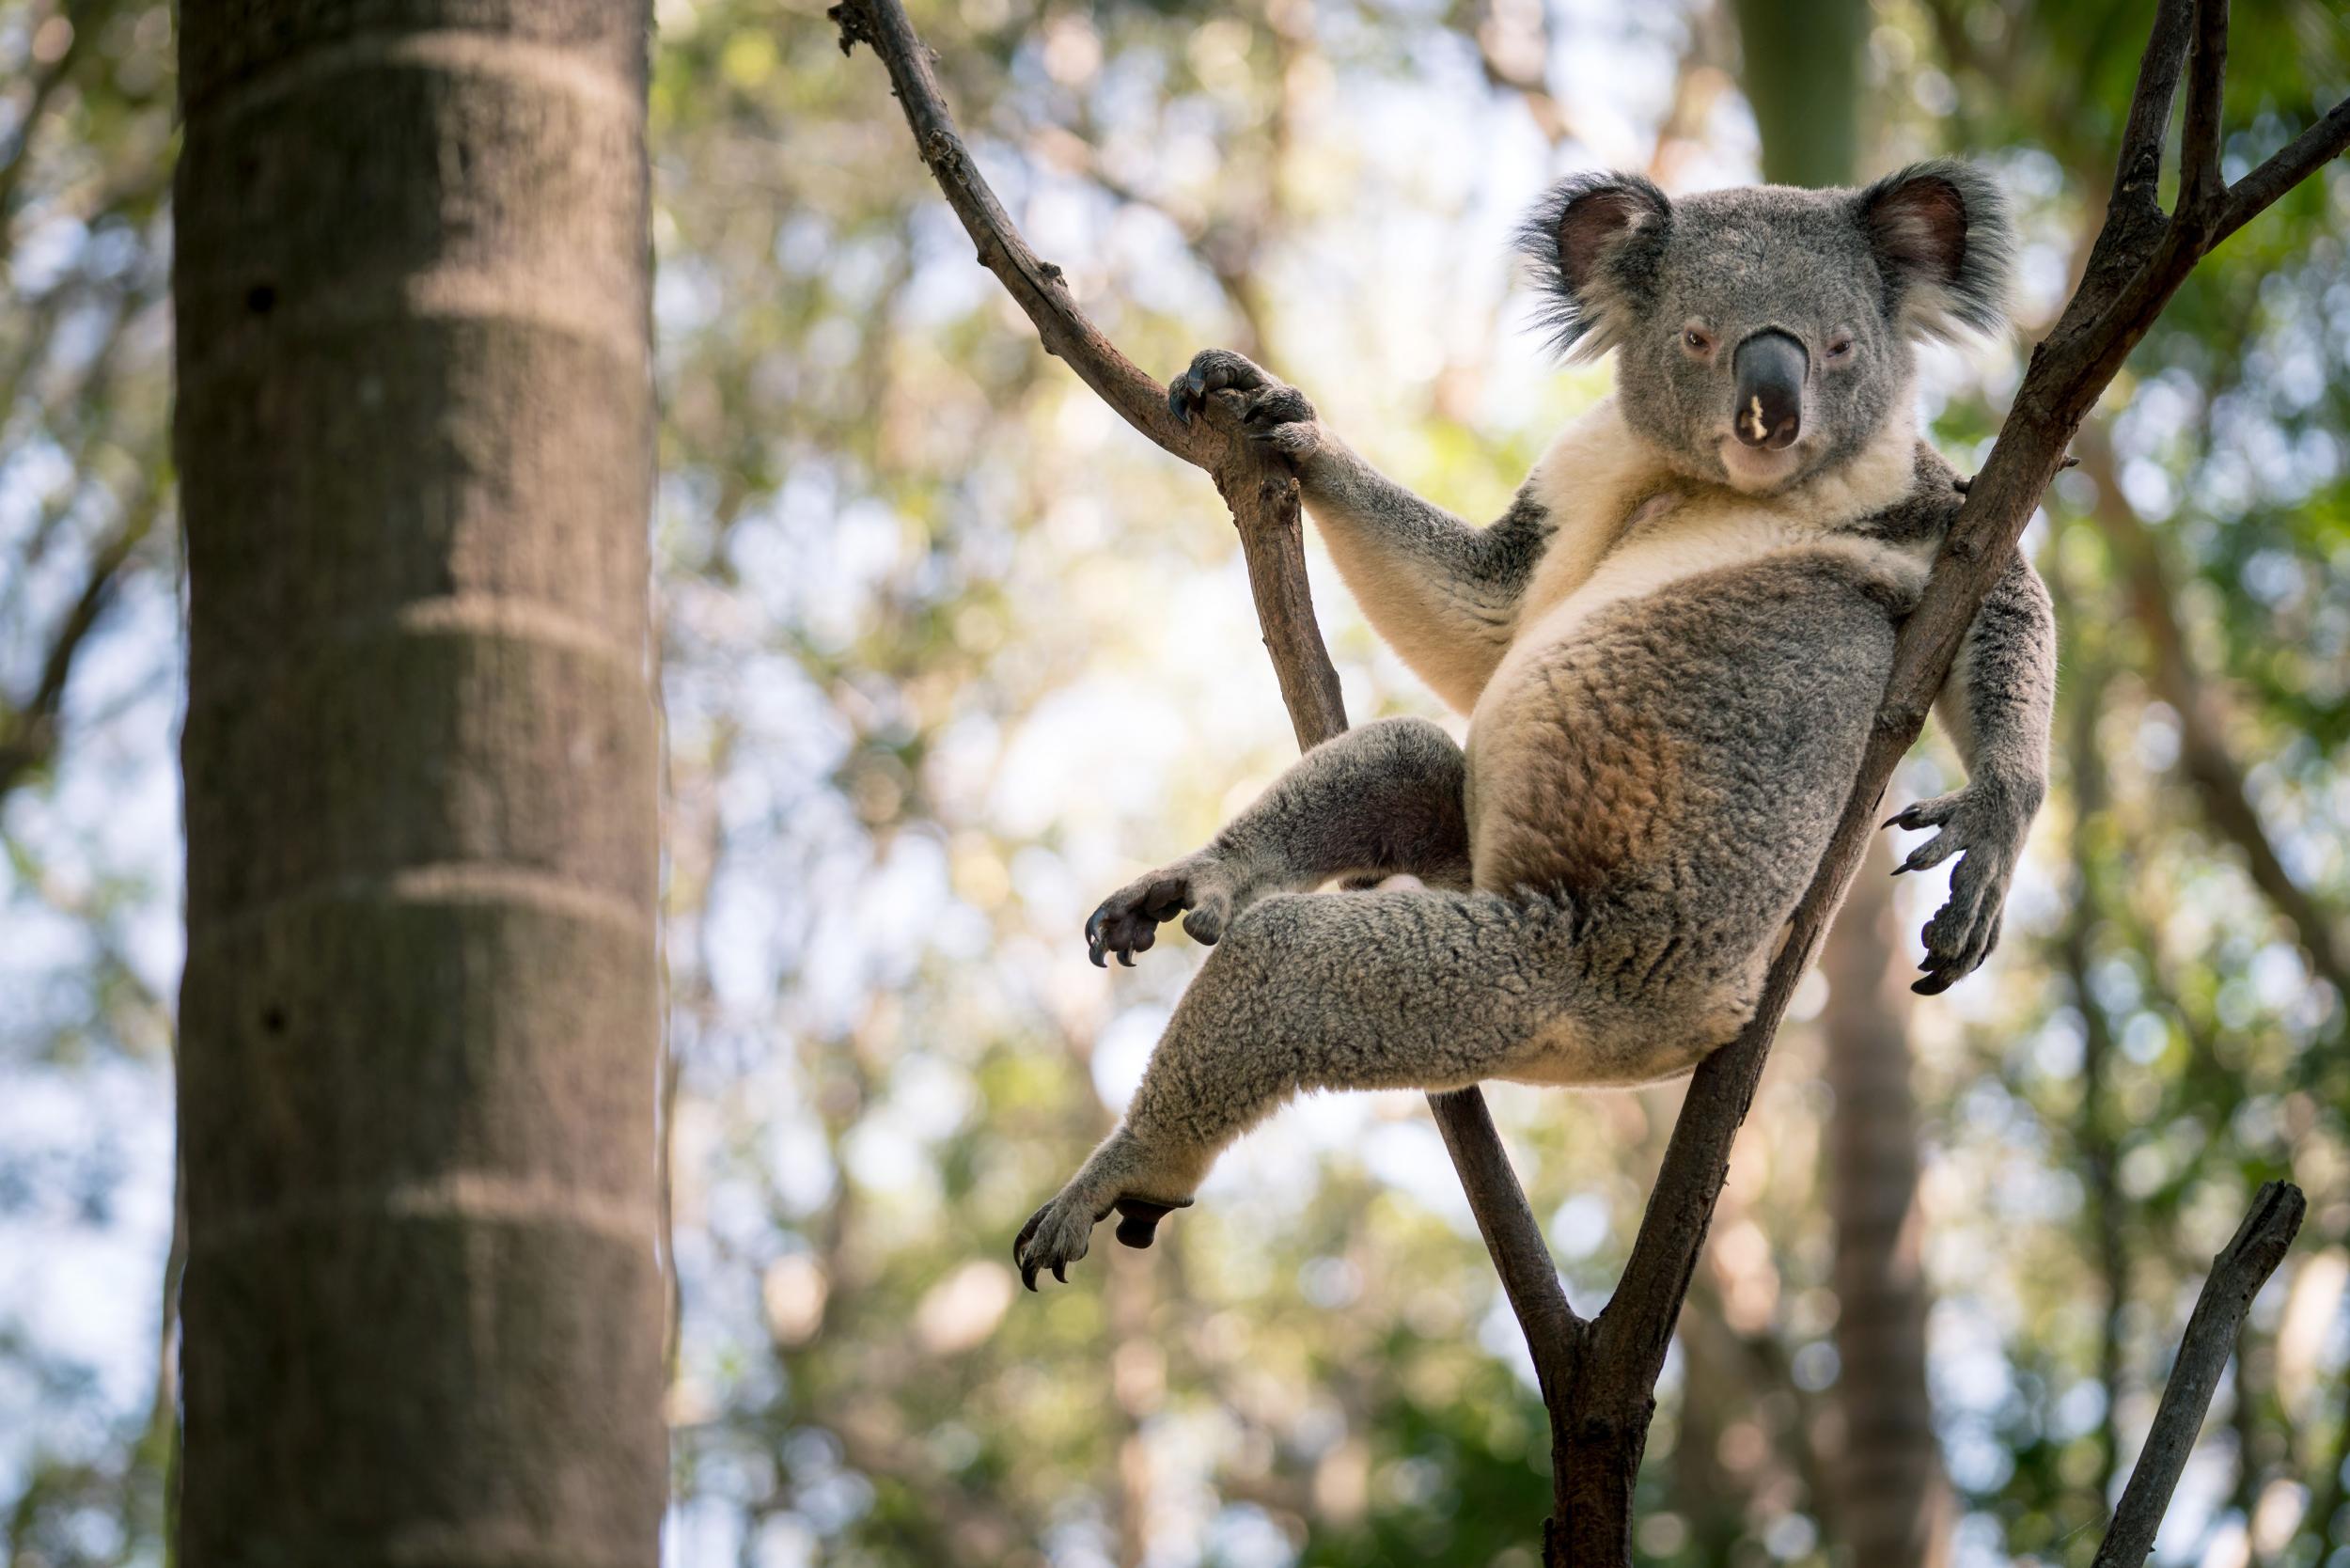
[[1856, 160, 2014, 344], [1517, 172, 1672, 359]]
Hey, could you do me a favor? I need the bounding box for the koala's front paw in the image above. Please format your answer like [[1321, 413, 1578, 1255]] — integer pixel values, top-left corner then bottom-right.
[[1167, 350, 1322, 462], [1884, 782, 2036, 994], [1085, 850, 1255, 967], [1167, 348, 1272, 422]]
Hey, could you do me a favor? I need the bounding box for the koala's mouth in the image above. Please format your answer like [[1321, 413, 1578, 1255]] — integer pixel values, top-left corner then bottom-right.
[[1716, 434, 1809, 492]]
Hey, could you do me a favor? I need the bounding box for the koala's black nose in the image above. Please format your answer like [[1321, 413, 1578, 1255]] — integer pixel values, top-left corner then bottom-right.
[[1731, 330, 1808, 450]]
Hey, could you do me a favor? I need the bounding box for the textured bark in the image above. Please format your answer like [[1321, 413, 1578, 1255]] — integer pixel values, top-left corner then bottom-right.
[[1823, 840, 1950, 1568], [173, 5, 666, 1563]]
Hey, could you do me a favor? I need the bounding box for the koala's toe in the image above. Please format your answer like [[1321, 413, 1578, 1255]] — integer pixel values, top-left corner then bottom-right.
[[1187, 348, 1268, 392], [1169, 349, 1270, 424], [1915, 864, 2007, 993], [1884, 791, 1962, 833], [1241, 384, 1314, 429], [1182, 889, 1231, 945], [1111, 1196, 1188, 1249], [1893, 830, 1960, 876], [1013, 1192, 1099, 1291]]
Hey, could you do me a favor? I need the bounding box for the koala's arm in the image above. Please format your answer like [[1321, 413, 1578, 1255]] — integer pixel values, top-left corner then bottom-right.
[[1169, 350, 1550, 712], [1889, 548, 2055, 992], [1293, 441, 1552, 711], [1937, 550, 2056, 797]]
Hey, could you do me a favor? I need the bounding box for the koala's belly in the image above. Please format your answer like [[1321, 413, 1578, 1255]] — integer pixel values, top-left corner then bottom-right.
[[1464, 550, 1901, 979]]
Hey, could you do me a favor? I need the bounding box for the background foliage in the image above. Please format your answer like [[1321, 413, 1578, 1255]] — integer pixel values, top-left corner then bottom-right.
[[1, 0, 2347, 1563]]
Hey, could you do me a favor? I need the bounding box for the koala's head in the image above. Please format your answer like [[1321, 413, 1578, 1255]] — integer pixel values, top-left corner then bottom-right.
[[1517, 161, 2013, 494]]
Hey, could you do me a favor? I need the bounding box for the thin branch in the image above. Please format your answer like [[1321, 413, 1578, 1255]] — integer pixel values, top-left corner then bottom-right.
[[2090, 1181, 2305, 1568], [829, 0, 1580, 1376], [0, 488, 159, 801], [1430, 1086, 1587, 1394], [830, 0, 1204, 469], [2109, 0, 2193, 216], [2215, 95, 2350, 243], [2178, 0, 2230, 218]]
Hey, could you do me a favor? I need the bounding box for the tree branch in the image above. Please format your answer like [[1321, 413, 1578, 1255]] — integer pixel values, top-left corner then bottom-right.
[[2109, 0, 2191, 217], [2216, 94, 2350, 242], [829, 0, 1203, 469], [2178, 0, 2230, 218], [2091, 1181, 2305, 1568], [1430, 1086, 1586, 1397], [0, 490, 158, 801]]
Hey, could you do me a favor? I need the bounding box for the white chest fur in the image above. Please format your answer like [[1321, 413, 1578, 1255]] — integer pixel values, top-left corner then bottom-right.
[[1472, 397, 1934, 727]]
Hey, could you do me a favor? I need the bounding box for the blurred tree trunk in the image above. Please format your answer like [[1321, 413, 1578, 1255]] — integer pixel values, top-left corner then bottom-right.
[[172, 5, 665, 1563], [1734, 2, 1951, 1561], [1821, 841, 1950, 1567], [1731, 0, 1864, 190], [2053, 588, 2128, 1518]]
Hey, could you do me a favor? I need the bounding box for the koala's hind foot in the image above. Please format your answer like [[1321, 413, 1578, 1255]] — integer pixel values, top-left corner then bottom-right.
[[1014, 1126, 1200, 1289], [1027, 886, 1621, 1291], [1086, 850, 1261, 966]]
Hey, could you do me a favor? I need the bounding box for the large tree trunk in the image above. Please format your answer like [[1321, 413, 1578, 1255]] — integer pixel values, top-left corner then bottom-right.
[[172, 6, 665, 1562]]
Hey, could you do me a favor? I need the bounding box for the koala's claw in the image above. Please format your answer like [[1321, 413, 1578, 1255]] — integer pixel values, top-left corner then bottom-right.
[[1884, 785, 2030, 992]]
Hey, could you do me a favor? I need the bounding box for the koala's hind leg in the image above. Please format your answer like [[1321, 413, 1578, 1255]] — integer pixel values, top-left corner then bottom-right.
[[1018, 885, 1582, 1287], [1087, 715, 1472, 965]]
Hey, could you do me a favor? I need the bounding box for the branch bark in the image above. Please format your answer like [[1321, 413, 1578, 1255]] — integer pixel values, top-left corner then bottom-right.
[[2091, 1182, 2306, 1568], [835, 0, 2348, 1555]]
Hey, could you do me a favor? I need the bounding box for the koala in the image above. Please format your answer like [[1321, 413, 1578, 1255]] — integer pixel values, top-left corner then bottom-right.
[[1016, 161, 2054, 1289]]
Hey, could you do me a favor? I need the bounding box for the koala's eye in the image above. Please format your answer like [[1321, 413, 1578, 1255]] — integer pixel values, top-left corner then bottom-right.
[[1825, 335, 1856, 362], [1681, 327, 1714, 354]]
